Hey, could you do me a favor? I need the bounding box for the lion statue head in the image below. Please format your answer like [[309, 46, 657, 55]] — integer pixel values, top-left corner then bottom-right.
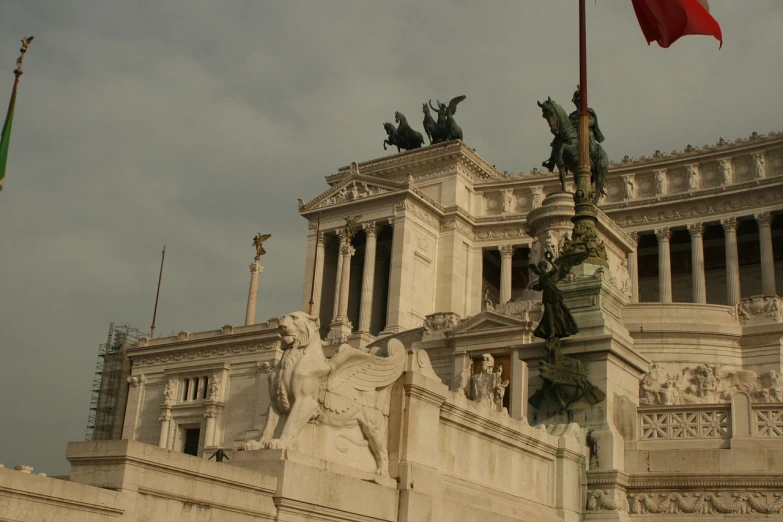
[[278, 311, 320, 350]]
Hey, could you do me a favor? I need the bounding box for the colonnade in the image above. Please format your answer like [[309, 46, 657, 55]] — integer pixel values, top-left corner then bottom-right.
[[627, 213, 776, 305]]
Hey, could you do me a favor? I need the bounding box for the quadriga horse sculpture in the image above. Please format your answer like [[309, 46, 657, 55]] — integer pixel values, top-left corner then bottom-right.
[[241, 311, 405, 476], [538, 97, 608, 204], [382, 111, 424, 153]]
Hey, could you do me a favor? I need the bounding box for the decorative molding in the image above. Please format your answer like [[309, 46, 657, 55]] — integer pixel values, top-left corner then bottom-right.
[[608, 130, 781, 168], [132, 340, 280, 366], [687, 222, 704, 236], [627, 491, 783, 515]]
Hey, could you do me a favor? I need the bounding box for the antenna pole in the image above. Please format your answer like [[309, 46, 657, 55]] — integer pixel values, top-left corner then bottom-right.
[[308, 217, 321, 316], [150, 245, 166, 338]]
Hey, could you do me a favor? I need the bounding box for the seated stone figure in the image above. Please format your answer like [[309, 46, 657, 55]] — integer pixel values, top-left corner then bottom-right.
[[469, 353, 509, 413]]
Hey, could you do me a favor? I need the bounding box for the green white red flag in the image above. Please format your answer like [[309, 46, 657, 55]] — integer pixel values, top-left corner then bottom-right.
[[632, 0, 723, 48]]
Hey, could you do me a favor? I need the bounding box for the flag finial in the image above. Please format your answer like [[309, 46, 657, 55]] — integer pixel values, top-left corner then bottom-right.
[[14, 37, 34, 77]]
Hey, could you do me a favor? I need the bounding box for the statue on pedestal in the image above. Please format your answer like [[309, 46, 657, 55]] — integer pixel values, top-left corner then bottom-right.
[[538, 88, 608, 204], [528, 251, 606, 410], [468, 353, 509, 413], [252, 233, 271, 261]]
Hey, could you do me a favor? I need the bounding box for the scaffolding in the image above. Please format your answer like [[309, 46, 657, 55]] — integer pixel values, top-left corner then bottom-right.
[[85, 322, 145, 441]]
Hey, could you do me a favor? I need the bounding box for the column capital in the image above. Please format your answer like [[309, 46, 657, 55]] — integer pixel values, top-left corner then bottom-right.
[[654, 227, 671, 241], [340, 244, 356, 257], [755, 212, 773, 227], [687, 222, 704, 237], [499, 245, 515, 258], [316, 231, 326, 246], [363, 222, 378, 236], [629, 231, 639, 245], [720, 217, 738, 232], [249, 260, 263, 273]]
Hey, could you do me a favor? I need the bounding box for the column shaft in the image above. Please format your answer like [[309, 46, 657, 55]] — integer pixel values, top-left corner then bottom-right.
[[158, 412, 170, 448], [756, 213, 776, 295], [336, 243, 354, 321], [245, 261, 262, 325], [358, 224, 377, 332], [688, 223, 706, 304], [499, 245, 514, 304], [332, 234, 345, 321], [721, 218, 741, 305], [310, 234, 326, 315], [204, 413, 216, 448], [629, 232, 639, 303], [655, 228, 672, 303]]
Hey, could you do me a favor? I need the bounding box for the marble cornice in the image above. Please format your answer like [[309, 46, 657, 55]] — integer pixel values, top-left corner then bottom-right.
[[402, 382, 447, 407], [627, 472, 783, 490], [607, 131, 783, 171], [439, 401, 560, 458], [325, 141, 501, 185], [606, 178, 783, 230], [130, 337, 281, 367], [588, 469, 631, 488]]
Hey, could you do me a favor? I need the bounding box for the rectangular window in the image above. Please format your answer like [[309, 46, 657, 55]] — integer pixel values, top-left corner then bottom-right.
[[182, 428, 200, 456], [182, 378, 190, 401]]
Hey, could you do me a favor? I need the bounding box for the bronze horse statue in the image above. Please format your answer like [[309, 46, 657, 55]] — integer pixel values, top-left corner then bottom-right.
[[538, 97, 607, 204], [383, 111, 424, 152]]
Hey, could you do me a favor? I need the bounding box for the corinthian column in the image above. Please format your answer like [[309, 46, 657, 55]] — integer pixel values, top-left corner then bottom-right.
[[245, 260, 263, 325], [756, 212, 776, 296], [688, 223, 706, 304], [655, 228, 672, 303], [310, 233, 326, 315], [335, 242, 355, 323], [721, 217, 741, 306], [331, 232, 346, 321], [629, 232, 639, 303], [499, 245, 514, 304], [158, 410, 171, 449], [358, 223, 377, 332]]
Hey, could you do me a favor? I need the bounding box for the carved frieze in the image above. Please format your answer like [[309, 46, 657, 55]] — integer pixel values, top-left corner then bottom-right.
[[474, 226, 526, 240], [639, 362, 783, 405], [626, 491, 783, 515], [132, 339, 281, 366]]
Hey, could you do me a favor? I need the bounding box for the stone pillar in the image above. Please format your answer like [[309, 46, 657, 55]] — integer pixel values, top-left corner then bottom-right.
[[628, 232, 639, 303], [655, 228, 672, 303], [688, 223, 706, 304], [721, 217, 741, 306], [204, 412, 217, 448], [335, 243, 355, 322], [509, 355, 529, 420], [756, 212, 776, 296], [158, 410, 171, 449], [310, 233, 326, 314], [245, 260, 262, 325], [331, 232, 345, 321], [499, 245, 514, 304], [358, 223, 377, 332]]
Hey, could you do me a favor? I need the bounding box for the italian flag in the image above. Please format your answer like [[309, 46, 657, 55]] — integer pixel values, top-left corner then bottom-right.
[[0, 75, 20, 192], [632, 0, 723, 48]]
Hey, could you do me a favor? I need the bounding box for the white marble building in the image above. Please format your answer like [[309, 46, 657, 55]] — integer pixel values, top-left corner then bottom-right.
[[3, 132, 783, 521]]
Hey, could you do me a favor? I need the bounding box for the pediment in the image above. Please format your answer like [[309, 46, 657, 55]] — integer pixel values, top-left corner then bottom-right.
[[448, 310, 526, 335], [300, 174, 406, 212]]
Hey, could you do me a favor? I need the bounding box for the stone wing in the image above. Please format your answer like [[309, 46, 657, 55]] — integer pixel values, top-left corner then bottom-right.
[[327, 339, 405, 393]]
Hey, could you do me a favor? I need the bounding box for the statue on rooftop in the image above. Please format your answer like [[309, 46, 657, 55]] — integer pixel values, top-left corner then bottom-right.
[[538, 87, 608, 204], [383, 111, 424, 152], [423, 95, 466, 144]]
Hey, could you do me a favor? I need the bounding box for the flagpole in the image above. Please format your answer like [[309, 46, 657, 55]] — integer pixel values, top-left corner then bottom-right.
[[577, 0, 590, 195], [150, 245, 166, 338]]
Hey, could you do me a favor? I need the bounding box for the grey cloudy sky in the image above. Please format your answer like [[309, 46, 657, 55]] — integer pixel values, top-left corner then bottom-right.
[[0, 0, 781, 475]]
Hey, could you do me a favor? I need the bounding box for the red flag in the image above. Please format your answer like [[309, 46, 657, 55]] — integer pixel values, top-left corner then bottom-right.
[[632, 0, 723, 48]]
